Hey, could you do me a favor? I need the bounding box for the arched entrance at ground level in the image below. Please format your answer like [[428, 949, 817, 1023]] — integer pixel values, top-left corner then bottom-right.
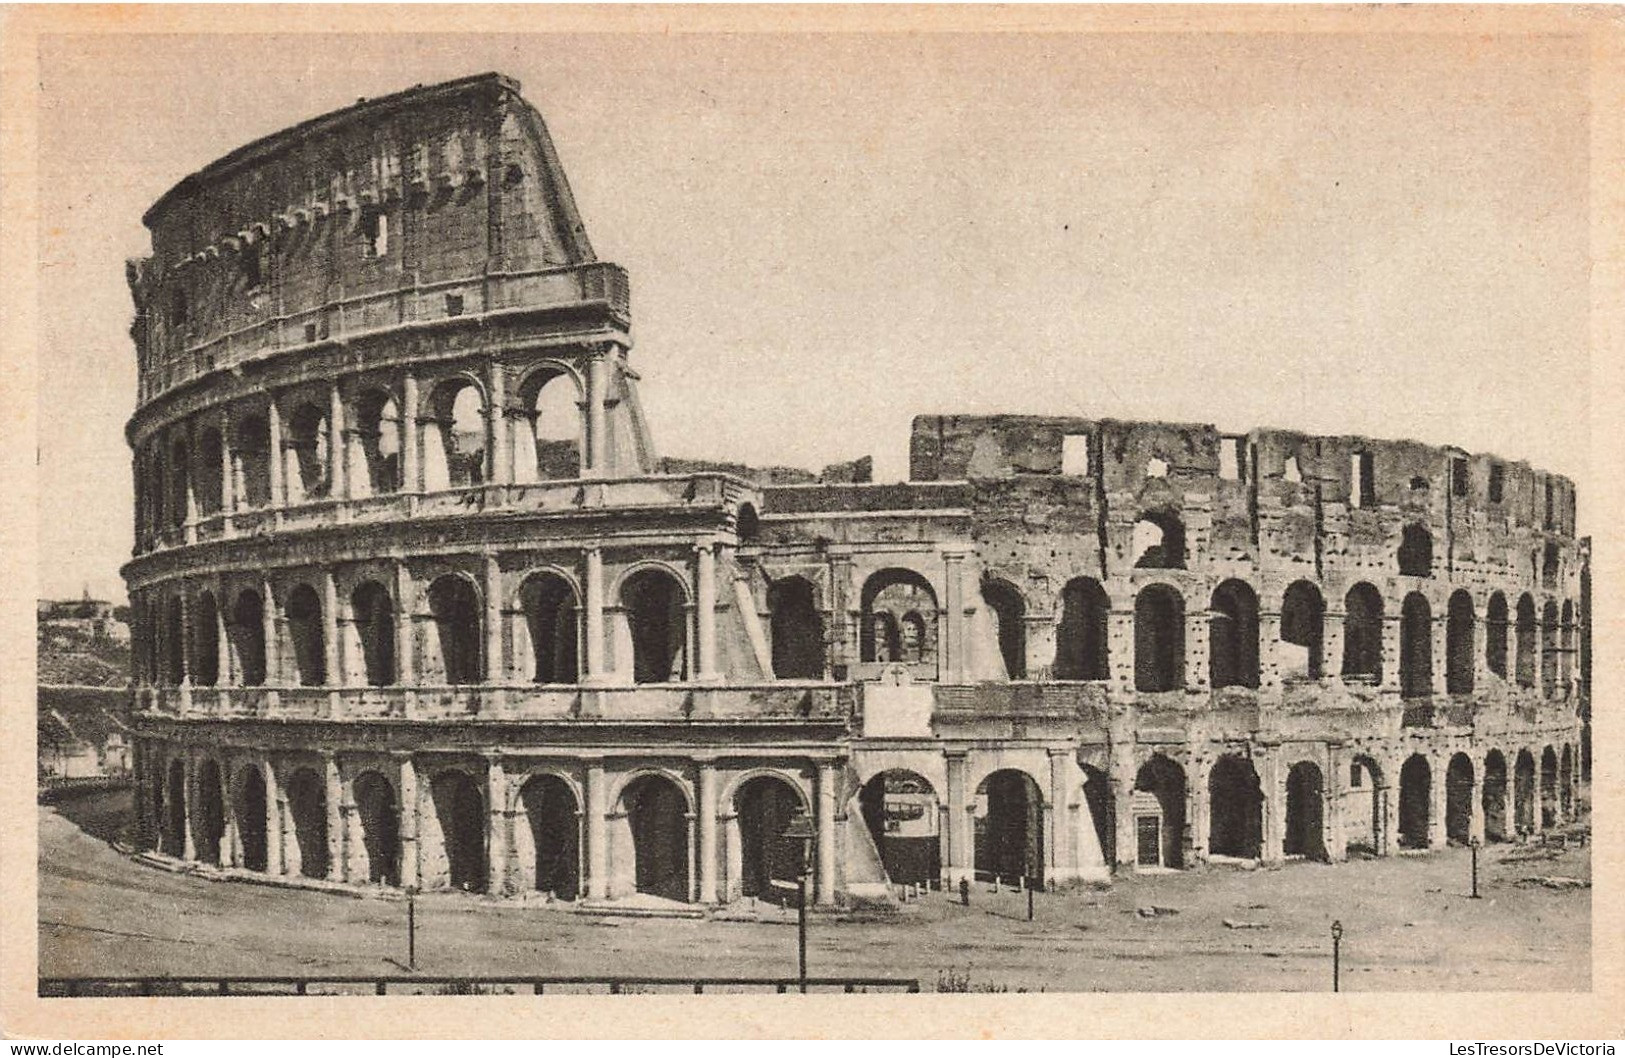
[[428, 770, 486, 892], [1398, 755, 1431, 849], [736, 776, 807, 902], [1560, 745, 1575, 820], [352, 771, 399, 885], [1482, 751, 1509, 842], [284, 768, 329, 879], [621, 775, 690, 902], [1514, 750, 1537, 833], [193, 759, 225, 866], [517, 774, 580, 899], [1540, 746, 1559, 828], [1446, 754, 1474, 845], [1132, 756, 1186, 869], [857, 771, 940, 888], [973, 770, 1045, 887], [1080, 764, 1114, 867], [235, 766, 268, 871], [163, 759, 187, 858], [148, 765, 166, 852], [1343, 756, 1384, 855], [1284, 761, 1325, 860], [1209, 755, 1264, 859]]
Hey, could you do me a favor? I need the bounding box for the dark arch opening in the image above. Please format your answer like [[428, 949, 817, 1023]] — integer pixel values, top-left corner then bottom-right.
[[1342, 583, 1384, 683], [352, 771, 399, 885], [284, 767, 329, 879], [1134, 584, 1184, 692], [1514, 749, 1537, 833], [1284, 761, 1326, 860], [519, 573, 579, 684], [354, 390, 402, 494], [193, 592, 220, 687], [622, 774, 690, 902], [1132, 509, 1186, 569], [1541, 600, 1559, 698], [1281, 581, 1325, 681], [1398, 755, 1431, 849], [980, 579, 1026, 679], [1540, 746, 1558, 828], [1446, 753, 1474, 845], [1486, 592, 1509, 677], [286, 403, 330, 501], [1346, 756, 1384, 856], [431, 770, 486, 892], [1133, 756, 1186, 868], [519, 774, 580, 899], [735, 503, 761, 545], [427, 575, 483, 685], [1054, 577, 1109, 680], [163, 759, 187, 857], [193, 759, 225, 866], [857, 770, 940, 887], [285, 584, 326, 686], [1209, 579, 1260, 690], [769, 576, 824, 679], [233, 414, 273, 509], [1482, 750, 1508, 842], [196, 427, 224, 516], [230, 590, 267, 686], [351, 581, 396, 687], [1560, 744, 1575, 820], [1209, 754, 1264, 859], [974, 770, 1045, 887], [1398, 523, 1433, 577], [621, 568, 687, 683], [235, 766, 268, 871], [164, 597, 185, 686], [1080, 764, 1115, 867], [1400, 592, 1433, 699], [1515, 595, 1537, 688], [737, 776, 806, 901], [859, 569, 938, 667], [1446, 590, 1475, 694], [168, 438, 191, 527]]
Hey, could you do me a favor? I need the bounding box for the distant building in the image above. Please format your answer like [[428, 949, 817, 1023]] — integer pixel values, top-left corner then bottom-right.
[[38, 592, 130, 645], [38, 594, 133, 785]]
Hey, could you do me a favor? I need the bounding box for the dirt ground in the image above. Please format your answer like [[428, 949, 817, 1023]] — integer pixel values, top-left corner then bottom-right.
[[38, 789, 1591, 992]]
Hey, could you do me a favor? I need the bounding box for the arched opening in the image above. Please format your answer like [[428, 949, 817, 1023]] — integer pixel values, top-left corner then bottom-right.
[[232, 414, 273, 509], [285, 403, 330, 502], [980, 579, 1026, 679], [1398, 523, 1433, 577], [1541, 600, 1559, 698], [857, 770, 940, 887], [1560, 600, 1575, 695], [351, 581, 396, 687], [1280, 581, 1325, 681], [1054, 577, 1109, 680], [429, 770, 486, 892], [354, 390, 402, 495], [769, 576, 824, 679], [1482, 751, 1508, 842], [163, 596, 186, 686], [1134, 584, 1184, 692], [348, 771, 398, 885], [1209, 754, 1264, 859], [193, 759, 225, 866], [1080, 764, 1115, 867], [519, 573, 579, 684], [1515, 594, 1537, 688], [1132, 756, 1186, 868], [974, 770, 1045, 887], [621, 774, 690, 902], [1344, 756, 1384, 855], [1209, 580, 1260, 689], [163, 759, 187, 857], [196, 427, 224, 516], [1542, 542, 1560, 588], [1400, 592, 1433, 698], [1398, 755, 1431, 849], [429, 381, 487, 490], [193, 592, 219, 687], [284, 767, 329, 879], [1446, 590, 1475, 694], [169, 438, 191, 526], [620, 568, 687, 683], [427, 575, 483, 685], [147, 763, 165, 851], [1131, 510, 1186, 569], [1540, 746, 1558, 828], [859, 569, 938, 669], [1514, 749, 1537, 833], [518, 774, 580, 899], [1486, 592, 1509, 677], [1284, 761, 1326, 860], [735, 503, 761, 545], [1560, 745, 1575, 820], [1446, 753, 1474, 845], [230, 590, 267, 686], [736, 775, 806, 901], [522, 370, 582, 481], [1341, 583, 1384, 684], [235, 765, 268, 871], [285, 584, 326, 686]]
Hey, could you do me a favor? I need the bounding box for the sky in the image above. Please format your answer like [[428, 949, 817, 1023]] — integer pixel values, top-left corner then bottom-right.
[[34, 28, 1593, 603]]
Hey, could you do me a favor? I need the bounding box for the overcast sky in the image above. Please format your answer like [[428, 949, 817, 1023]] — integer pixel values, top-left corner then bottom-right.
[[36, 29, 1592, 602]]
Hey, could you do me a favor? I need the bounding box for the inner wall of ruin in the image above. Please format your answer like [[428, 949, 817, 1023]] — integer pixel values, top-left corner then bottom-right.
[[121, 73, 1586, 904]]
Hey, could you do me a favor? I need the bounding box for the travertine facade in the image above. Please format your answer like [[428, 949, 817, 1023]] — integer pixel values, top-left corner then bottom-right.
[[124, 74, 1586, 905]]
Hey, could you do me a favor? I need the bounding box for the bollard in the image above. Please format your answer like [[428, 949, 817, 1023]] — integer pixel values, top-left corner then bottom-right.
[[406, 888, 417, 972], [1470, 838, 1481, 899], [1331, 920, 1343, 993], [1027, 880, 1035, 921], [993, 875, 1001, 893], [960, 878, 970, 906]]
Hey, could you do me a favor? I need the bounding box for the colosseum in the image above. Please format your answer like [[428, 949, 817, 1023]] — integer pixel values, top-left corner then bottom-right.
[[122, 72, 1588, 907]]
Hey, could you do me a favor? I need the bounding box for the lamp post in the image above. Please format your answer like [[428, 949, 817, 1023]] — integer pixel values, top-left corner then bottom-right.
[[782, 808, 816, 993], [1331, 920, 1343, 993], [405, 885, 419, 972], [1470, 837, 1482, 898]]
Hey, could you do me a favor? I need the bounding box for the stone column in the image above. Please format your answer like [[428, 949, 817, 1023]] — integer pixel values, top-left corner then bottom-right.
[[1380, 613, 1402, 694], [585, 762, 608, 899], [816, 761, 838, 906], [393, 561, 414, 686], [944, 750, 971, 885], [1323, 744, 1347, 862], [1429, 753, 1449, 849], [221, 756, 240, 867], [261, 582, 281, 687], [695, 544, 719, 682], [1468, 763, 1487, 845], [1323, 608, 1346, 683], [181, 752, 198, 861], [397, 753, 419, 889], [1431, 614, 1450, 697], [1111, 748, 1137, 872], [266, 762, 285, 876], [723, 810, 743, 904], [1259, 749, 1284, 865], [586, 351, 608, 475], [1048, 748, 1072, 883], [266, 397, 285, 511], [697, 762, 719, 903], [483, 555, 503, 690], [400, 372, 420, 495], [322, 571, 341, 687], [486, 359, 509, 486], [1186, 607, 1211, 695], [486, 754, 508, 896], [583, 547, 606, 683], [942, 552, 965, 683], [324, 752, 343, 879], [1187, 753, 1210, 865], [328, 382, 348, 501], [1259, 610, 1283, 691], [215, 577, 232, 687], [1110, 607, 1136, 697], [219, 410, 236, 528], [1379, 768, 1399, 856]]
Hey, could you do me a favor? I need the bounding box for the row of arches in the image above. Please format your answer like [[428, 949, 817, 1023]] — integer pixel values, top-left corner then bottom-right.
[[135, 368, 585, 537]]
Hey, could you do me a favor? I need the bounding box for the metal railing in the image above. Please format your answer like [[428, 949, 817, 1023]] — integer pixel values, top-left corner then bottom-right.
[[41, 974, 920, 996]]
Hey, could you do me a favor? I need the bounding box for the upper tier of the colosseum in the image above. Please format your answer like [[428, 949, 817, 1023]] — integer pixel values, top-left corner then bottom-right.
[[125, 73, 624, 415]]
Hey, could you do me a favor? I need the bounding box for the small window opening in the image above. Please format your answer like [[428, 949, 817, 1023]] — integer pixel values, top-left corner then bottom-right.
[[1349, 763, 1363, 788], [1410, 476, 1428, 491], [362, 210, 389, 259], [1451, 458, 1468, 497], [1219, 438, 1242, 481], [1146, 456, 1168, 479], [1060, 435, 1091, 477], [445, 293, 465, 317], [1544, 479, 1555, 529], [1282, 454, 1302, 483], [1352, 451, 1375, 508], [1488, 464, 1505, 504]]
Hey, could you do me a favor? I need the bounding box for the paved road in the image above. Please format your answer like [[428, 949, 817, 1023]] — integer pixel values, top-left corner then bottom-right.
[[40, 790, 1590, 992]]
